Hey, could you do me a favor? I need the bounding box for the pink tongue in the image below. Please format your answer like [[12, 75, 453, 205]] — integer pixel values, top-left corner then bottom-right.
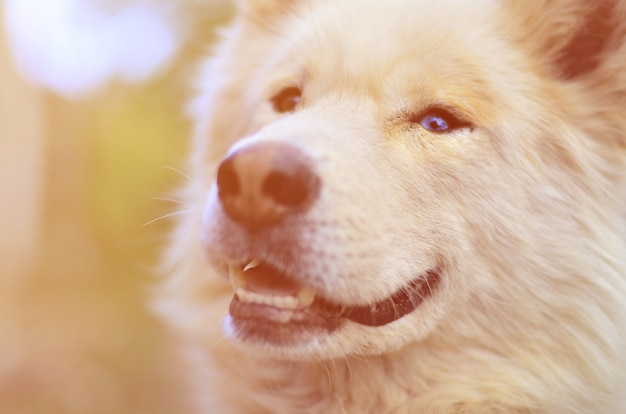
[[244, 263, 303, 296]]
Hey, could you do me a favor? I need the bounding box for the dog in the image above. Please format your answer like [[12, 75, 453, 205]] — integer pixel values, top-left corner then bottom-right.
[[156, 0, 626, 412]]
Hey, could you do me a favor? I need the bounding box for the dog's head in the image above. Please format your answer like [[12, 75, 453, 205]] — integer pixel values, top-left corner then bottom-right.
[[164, 0, 626, 361]]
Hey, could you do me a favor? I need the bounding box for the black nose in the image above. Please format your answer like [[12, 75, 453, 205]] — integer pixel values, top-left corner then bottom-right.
[[216, 142, 320, 231]]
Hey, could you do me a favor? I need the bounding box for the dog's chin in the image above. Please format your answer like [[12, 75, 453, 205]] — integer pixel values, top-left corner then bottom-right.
[[224, 261, 441, 353]]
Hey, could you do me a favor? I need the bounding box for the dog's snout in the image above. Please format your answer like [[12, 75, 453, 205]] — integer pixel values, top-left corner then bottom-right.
[[216, 142, 320, 231]]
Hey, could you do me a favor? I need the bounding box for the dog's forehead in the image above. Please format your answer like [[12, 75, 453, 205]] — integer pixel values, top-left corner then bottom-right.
[[287, 0, 501, 62], [262, 0, 508, 122], [275, 1, 505, 89]]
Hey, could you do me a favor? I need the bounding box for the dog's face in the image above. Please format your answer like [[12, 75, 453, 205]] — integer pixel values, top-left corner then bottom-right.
[[186, 0, 626, 359]]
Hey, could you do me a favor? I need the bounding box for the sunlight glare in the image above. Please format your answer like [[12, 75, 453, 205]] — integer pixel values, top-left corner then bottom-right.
[[3, 0, 183, 96]]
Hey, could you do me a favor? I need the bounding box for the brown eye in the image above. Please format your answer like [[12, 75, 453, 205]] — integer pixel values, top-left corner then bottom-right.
[[271, 86, 302, 113], [410, 107, 472, 133]]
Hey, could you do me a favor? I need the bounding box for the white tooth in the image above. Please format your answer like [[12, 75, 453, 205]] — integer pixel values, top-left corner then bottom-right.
[[231, 264, 316, 311], [243, 258, 262, 272], [236, 288, 255, 303], [258, 294, 271, 306], [235, 288, 300, 310], [229, 265, 247, 290], [276, 296, 298, 309], [297, 286, 316, 308]]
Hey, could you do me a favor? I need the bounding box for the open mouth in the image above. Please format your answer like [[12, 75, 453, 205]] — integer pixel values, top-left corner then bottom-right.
[[228, 259, 441, 336]]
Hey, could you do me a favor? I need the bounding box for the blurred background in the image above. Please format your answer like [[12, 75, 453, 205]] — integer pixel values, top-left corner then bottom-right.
[[0, 1, 233, 412]]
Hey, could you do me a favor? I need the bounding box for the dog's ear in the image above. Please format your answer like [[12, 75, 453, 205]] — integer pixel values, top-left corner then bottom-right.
[[553, 0, 625, 80], [506, 0, 626, 150], [508, 0, 626, 80]]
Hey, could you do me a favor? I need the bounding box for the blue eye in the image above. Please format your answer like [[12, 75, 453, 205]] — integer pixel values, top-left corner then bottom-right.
[[421, 114, 450, 132], [411, 107, 471, 133]]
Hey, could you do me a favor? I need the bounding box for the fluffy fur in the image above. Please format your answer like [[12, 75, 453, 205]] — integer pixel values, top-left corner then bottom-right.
[[157, 0, 626, 412]]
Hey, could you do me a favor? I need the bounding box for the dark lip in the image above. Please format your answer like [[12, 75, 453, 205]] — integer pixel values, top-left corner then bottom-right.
[[229, 266, 442, 334], [334, 268, 441, 326]]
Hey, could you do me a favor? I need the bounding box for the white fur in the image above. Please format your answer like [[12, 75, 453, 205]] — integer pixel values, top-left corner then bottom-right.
[[156, 0, 626, 412]]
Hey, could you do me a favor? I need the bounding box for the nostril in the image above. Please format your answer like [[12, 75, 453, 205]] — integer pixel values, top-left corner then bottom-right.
[[217, 157, 240, 200], [214, 142, 320, 230], [262, 169, 317, 207]]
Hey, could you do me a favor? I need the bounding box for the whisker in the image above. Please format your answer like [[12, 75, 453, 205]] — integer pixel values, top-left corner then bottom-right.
[[323, 360, 333, 393], [391, 296, 401, 321], [342, 354, 354, 386], [142, 209, 194, 228], [425, 277, 434, 297], [162, 166, 201, 187], [153, 196, 195, 208]]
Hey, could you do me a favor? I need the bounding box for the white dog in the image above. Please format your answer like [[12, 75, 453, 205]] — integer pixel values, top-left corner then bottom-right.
[[157, 0, 626, 412]]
